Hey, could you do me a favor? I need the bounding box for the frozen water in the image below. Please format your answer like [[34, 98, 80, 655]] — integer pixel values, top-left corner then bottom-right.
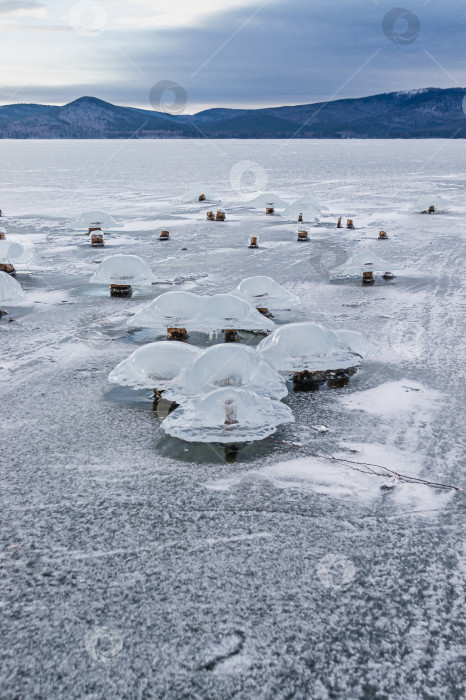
[[108, 341, 201, 390], [0, 270, 27, 303], [333, 330, 379, 359], [90, 254, 154, 285], [329, 251, 402, 279], [231, 276, 300, 311], [129, 291, 276, 334], [72, 210, 122, 228], [257, 322, 360, 371], [246, 192, 289, 208], [409, 194, 453, 213], [162, 387, 294, 443], [164, 344, 288, 401], [0, 240, 33, 265]]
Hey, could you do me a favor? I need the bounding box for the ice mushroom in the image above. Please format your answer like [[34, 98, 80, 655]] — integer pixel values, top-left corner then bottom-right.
[[162, 387, 294, 443], [163, 344, 288, 402], [282, 200, 322, 223], [0, 271, 27, 312], [128, 291, 276, 337], [231, 276, 300, 314], [246, 192, 289, 210], [108, 341, 201, 392], [72, 210, 122, 230], [257, 322, 361, 387], [90, 254, 154, 297], [182, 187, 220, 203], [0, 240, 33, 274], [329, 252, 402, 283], [409, 195, 453, 214], [333, 330, 379, 359]]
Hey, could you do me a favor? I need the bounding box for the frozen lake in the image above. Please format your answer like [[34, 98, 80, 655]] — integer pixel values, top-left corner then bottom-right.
[[1, 139, 465, 698]]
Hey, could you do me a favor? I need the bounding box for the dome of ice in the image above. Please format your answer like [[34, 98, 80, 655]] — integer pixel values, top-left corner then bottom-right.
[[162, 387, 294, 443], [164, 344, 288, 402], [90, 254, 154, 285], [409, 195, 453, 213], [329, 252, 401, 280], [246, 192, 289, 208], [282, 200, 322, 223], [257, 322, 360, 372], [231, 276, 300, 311], [181, 187, 220, 203], [0, 240, 33, 265], [72, 210, 121, 228], [108, 341, 201, 391], [0, 271, 27, 303], [129, 291, 276, 334], [334, 330, 379, 359]]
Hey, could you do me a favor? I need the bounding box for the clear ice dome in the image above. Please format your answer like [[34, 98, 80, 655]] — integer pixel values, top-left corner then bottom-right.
[[282, 200, 322, 223], [0, 240, 33, 265], [333, 330, 379, 359], [246, 192, 289, 208], [90, 254, 154, 285], [0, 271, 27, 303], [257, 322, 361, 372], [108, 341, 201, 391], [162, 387, 294, 443], [128, 291, 276, 334], [72, 210, 122, 228], [329, 252, 401, 279], [163, 344, 288, 402], [231, 276, 300, 311]]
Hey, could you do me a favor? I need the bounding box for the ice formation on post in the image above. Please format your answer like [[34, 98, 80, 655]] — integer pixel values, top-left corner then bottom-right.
[[0, 271, 27, 303], [72, 211, 121, 228], [108, 341, 201, 391], [181, 187, 220, 203], [334, 330, 378, 359], [329, 252, 401, 280], [164, 344, 288, 402], [409, 195, 453, 214], [231, 276, 300, 312], [246, 193, 289, 209], [90, 254, 154, 286], [0, 240, 33, 265], [257, 322, 360, 372], [282, 199, 322, 223], [128, 291, 276, 334], [162, 387, 294, 443]]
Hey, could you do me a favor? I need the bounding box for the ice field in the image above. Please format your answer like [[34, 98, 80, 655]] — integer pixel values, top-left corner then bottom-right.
[[0, 139, 465, 698]]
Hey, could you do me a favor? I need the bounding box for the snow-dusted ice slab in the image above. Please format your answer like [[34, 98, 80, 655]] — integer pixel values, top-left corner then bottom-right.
[[162, 387, 294, 443], [108, 341, 201, 391], [0, 271, 27, 303], [72, 210, 122, 228], [329, 252, 401, 280], [257, 322, 360, 372], [164, 344, 288, 401], [0, 240, 33, 265], [409, 195, 453, 213], [129, 291, 276, 334], [231, 276, 300, 311], [90, 254, 154, 285], [246, 192, 289, 208]]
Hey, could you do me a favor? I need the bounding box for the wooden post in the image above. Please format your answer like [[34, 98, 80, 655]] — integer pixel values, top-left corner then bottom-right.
[[298, 213, 303, 223], [0, 232, 5, 240], [378, 230, 388, 239], [346, 219, 354, 229], [207, 211, 215, 221], [256, 307, 273, 318], [297, 229, 309, 241], [216, 210, 226, 221], [362, 271, 374, 284], [167, 327, 188, 341], [428, 205, 435, 214], [265, 207, 274, 215], [224, 399, 238, 426], [110, 284, 132, 297], [337, 217, 342, 228], [0, 263, 15, 275], [224, 329, 238, 343], [292, 370, 327, 388], [249, 236, 259, 248], [199, 194, 206, 202], [91, 233, 104, 247], [88, 225, 101, 236], [160, 230, 170, 240], [382, 272, 394, 280]]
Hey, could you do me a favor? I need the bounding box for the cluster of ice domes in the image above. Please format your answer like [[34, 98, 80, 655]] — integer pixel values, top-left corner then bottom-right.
[[329, 252, 401, 280], [409, 195, 453, 214], [72, 210, 122, 228], [231, 276, 300, 313], [0, 240, 33, 266], [128, 291, 275, 334], [0, 271, 27, 307], [90, 254, 154, 286]]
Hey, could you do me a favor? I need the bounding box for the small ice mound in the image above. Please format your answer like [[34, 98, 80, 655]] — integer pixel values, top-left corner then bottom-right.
[[257, 322, 360, 372], [108, 341, 201, 390], [282, 201, 322, 223], [0, 240, 33, 265], [246, 192, 289, 208], [72, 210, 122, 228], [164, 344, 288, 402], [162, 387, 294, 443], [0, 271, 27, 303], [231, 276, 300, 311], [291, 195, 329, 213], [181, 187, 220, 203], [90, 254, 154, 285], [129, 291, 275, 334], [329, 252, 401, 280], [409, 195, 453, 214], [333, 330, 379, 359]]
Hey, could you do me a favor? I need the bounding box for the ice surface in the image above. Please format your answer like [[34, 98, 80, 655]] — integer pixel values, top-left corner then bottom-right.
[[409, 195, 453, 213], [333, 330, 379, 359], [164, 344, 288, 401], [339, 380, 444, 417], [0, 270, 27, 303], [72, 210, 122, 228], [108, 341, 201, 390], [231, 276, 300, 311], [90, 254, 154, 285], [330, 251, 401, 279], [0, 240, 33, 265], [162, 387, 294, 443], [257, 322, 360, 371], [246, 192, 289, 208], [129, 291, 276, 333]]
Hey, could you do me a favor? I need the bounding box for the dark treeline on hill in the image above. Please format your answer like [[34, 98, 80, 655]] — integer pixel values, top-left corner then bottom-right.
[[1, 88, 465, 138]]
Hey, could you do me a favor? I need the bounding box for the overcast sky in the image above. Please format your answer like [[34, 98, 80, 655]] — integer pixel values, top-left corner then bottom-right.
[[0, 0, 465, 112]]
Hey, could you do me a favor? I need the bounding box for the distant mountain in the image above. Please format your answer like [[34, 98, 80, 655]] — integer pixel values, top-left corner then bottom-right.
[[1, 88, 465, 138]]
